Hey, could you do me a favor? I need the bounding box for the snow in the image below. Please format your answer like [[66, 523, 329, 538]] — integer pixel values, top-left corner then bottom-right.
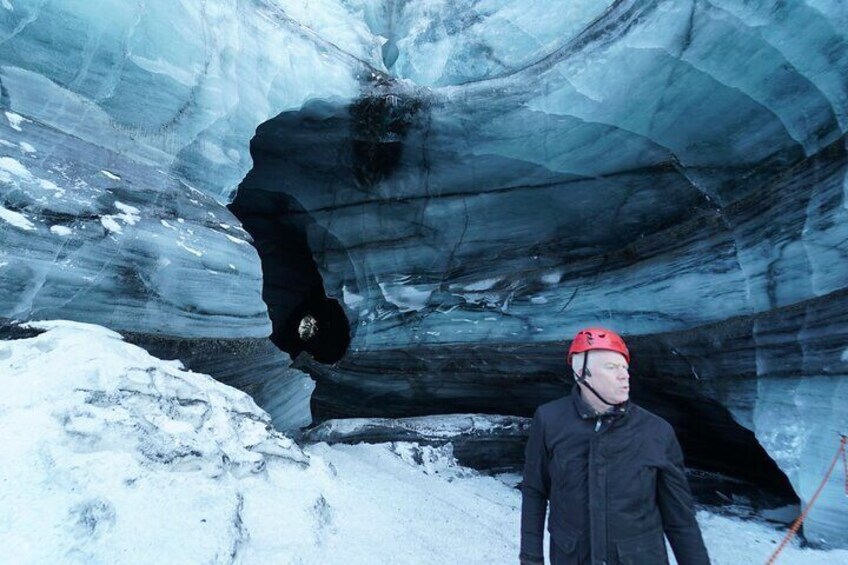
[[114, 201, 140, 216], [542, 271, 562, 285], [38, 178, 64, 195], [0, 205, 35, 231], [225, 233, 248, 245], [0, 156, 65, 197], [100, 202, 141, 234], [461, 278, 503, 292], [50, 225, 73, 236], [681, 511, 848, 565], [177, 239, 204, 257], [311, 414, 527, 440], [4, 111, 25, 131], [0, 322, 517, 564], [100, 215, 123, 234], [378, 279, 435, 313], [100, 170, 121, 180], [0, 155, 32, 181]]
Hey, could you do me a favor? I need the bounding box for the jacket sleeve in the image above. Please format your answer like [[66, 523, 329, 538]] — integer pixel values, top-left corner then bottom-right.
[[657, 428, 711, 565], [520, 408, 550, 564]]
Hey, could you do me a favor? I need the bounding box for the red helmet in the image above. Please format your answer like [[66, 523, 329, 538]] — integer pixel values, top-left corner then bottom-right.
[[567, 327, 630, 364]]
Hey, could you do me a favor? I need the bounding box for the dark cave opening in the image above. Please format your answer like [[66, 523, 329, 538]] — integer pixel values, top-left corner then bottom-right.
[[631, 381, 800, 513], [227, 188, 351, 365], [626, 335, 802, 516], [228, 90, 422, 366], [286, 289, 350, 363], [297, 340, 800, 514]]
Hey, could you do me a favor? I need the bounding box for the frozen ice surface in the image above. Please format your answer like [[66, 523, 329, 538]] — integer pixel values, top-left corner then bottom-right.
[[0, 0, 367, 198], [0, 118, 270, 337]]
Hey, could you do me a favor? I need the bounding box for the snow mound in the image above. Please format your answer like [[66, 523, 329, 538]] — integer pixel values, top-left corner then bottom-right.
[[0, 321, 519, 564], [0, 321, 311, 563]]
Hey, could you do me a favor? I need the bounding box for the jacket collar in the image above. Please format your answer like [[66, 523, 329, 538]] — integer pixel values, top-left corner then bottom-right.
[[571, 384, 630, 420]]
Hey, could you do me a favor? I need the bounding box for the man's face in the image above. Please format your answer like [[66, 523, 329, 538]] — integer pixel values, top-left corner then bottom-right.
[[579, 350, 630, 404]]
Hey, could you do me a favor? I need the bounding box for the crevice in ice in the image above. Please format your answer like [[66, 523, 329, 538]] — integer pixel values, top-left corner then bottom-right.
[[436, 197, 470, 293], [629, 334, 801, 510], [465, 0, 650, 88], [229, 187, 351, 366], [281, 162, 683, 215], [254, 2, 384, 77], [227, 493, 248, 563]]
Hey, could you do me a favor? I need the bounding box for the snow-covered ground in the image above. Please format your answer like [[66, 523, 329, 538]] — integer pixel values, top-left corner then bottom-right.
[[1, 321, 845, 564]]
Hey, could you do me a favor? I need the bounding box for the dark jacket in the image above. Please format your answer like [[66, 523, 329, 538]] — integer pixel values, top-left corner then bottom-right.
[[520, 388, 710, 565]]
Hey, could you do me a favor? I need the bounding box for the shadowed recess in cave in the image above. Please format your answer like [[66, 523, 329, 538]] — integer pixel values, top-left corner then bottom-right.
[[295, 339, 798, 508], [230, 90, 424, 364], [228, 189, 351, 364]]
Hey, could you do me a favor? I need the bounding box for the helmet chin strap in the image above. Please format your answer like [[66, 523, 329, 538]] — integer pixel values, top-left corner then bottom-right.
[[573, 351, 625, 408]]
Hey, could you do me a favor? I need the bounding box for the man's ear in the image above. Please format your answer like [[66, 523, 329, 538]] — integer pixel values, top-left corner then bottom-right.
[[571, 352, 592, 381]]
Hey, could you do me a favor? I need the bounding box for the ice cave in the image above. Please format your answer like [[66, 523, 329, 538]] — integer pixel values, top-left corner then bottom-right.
[[1, 1, 847, 563]]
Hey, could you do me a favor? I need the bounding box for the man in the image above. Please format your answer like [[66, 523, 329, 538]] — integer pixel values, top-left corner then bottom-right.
[[520, 327, 710, 565]]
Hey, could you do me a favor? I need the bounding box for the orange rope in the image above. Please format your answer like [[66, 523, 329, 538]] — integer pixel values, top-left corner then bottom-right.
[[765, 434, 848, 564], [843, 435, 848, 495]]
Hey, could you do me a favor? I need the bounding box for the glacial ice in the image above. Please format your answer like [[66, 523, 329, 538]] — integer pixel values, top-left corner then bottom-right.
[[1, 0, 848, 549]]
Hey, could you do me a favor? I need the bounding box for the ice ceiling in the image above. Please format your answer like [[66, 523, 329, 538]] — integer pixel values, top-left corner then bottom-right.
[[0, 0, 847, 548]]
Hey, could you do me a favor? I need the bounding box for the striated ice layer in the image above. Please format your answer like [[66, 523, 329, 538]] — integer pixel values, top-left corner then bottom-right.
[[0, 0, 374, 336], [0, 0, 368, 199], [0, 112, 269, 337]]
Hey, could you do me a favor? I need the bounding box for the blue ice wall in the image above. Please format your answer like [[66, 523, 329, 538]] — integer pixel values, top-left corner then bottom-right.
[[1, 0, 847, 547]]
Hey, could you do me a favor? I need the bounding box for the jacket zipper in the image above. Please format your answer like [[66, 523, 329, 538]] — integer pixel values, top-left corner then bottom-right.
[[595, 417, 602, 432]]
